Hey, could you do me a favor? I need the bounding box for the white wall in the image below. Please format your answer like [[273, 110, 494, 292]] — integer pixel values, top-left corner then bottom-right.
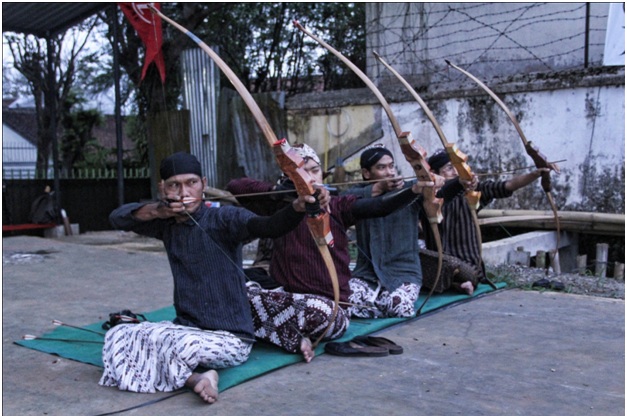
[[339, 83, 624, 213], [2, 124, 37, 171]]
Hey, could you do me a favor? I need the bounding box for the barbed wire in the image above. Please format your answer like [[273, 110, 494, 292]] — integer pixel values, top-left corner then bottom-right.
[[367, 3, 611, 88]]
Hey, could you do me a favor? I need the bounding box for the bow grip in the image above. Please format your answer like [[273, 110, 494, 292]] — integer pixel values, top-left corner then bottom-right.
[[524, 141, 554, 193], [273, 139, 334, 247], [445, 144, 472, 181], [272, 139, 316, 197], [445, 144, 481, 209], [398, 132, 443, 224], [306, 197, 334, 247], [397, 132, 431, 181], [540, 170, 552, 194]]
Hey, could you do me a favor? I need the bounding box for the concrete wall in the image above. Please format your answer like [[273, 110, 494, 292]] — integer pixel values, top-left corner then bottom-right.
[[382, 81, 625, 213], [285, 69, 624, 214]]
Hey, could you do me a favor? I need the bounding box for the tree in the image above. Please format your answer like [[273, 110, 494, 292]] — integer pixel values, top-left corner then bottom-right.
[[96, 3, 365, 167], [4, 4, 366, 174], [99, 3, 225, 167], [59, 92, 105, 172], [101, 3, 366, 104], [164, 3, 366, 94], [5, 18, 102, 175]]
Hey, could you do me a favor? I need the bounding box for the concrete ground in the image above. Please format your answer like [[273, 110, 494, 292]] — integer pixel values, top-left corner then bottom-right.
[[2, 232, 624, 416]]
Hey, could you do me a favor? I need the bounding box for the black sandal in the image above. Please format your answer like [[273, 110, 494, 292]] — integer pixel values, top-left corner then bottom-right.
[[324, 340, 389, 357], [352, 335, 403, 355]]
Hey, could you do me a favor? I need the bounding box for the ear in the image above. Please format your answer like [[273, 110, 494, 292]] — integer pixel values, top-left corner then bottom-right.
[[361, 168, 371, 180]]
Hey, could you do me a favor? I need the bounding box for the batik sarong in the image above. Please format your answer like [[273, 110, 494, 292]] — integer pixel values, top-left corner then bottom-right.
[[247, 283, 350, 353], [348, 278, 420, 319], [99, 321, 252, 393]]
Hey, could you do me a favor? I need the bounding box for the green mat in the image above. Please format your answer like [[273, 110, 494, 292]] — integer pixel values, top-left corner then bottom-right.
[[16, 283, 504, 391]]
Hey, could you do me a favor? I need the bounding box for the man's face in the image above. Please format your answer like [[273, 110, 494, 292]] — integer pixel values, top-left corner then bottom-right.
[[303, 158, 324, 185], [362, 155, 396, 180], [163, 173, 207, 213], [436, 162, 458, 180]]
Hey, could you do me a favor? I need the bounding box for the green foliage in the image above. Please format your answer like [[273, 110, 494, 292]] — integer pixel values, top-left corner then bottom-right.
[[151, 3, 366, 95], [300, 3, 366, 90], [124, 115, 149, 168], [486, 266, 517, 286], [59, 91, 106, 170]]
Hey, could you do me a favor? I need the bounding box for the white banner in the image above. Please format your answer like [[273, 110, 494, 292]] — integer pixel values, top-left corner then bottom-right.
[[603, 3, 625, 66]]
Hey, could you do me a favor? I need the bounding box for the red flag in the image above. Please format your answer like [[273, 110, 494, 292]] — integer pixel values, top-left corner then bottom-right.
[[118, 2, 166, 83]]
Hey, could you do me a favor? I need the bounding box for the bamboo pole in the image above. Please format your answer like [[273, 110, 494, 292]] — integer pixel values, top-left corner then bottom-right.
[[478, 210, 624, 235]]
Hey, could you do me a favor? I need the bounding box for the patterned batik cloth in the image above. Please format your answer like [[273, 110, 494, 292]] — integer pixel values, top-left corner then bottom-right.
[[348, 278, 420, 319], [99, 321, 252, 393], [247, 283, 350, 353]]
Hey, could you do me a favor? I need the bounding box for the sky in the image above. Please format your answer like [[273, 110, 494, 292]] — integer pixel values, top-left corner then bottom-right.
[[2, 21, 121, 115]]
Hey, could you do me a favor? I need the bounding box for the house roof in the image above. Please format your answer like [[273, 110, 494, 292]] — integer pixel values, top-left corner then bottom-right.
[[2, 4, 133, 150], [3, 105, 133, 151], [2, 106, 38, 146], [2, 3, 109, 37]]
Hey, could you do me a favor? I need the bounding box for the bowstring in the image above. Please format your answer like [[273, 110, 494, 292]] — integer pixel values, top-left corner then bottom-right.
[[182, 210, 255, 286]]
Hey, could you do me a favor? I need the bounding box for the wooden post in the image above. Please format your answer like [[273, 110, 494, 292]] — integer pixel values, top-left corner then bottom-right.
[[613, 262, 624, 281], [595, 243, 609, 278], [535, 250, 546, 269], [577, 255, 588, 275]]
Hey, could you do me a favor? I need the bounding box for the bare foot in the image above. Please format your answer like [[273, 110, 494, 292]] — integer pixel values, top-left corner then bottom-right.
[[185, 369, 219, 404], [300, 337, 315, 363], [460, 281, 474, 296]]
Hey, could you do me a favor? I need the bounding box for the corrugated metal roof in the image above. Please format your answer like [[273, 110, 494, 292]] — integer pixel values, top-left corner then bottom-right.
[[2, 2, 109, 37]]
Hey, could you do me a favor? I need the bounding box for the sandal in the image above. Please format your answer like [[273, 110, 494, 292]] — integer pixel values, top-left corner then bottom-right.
[[352, 335, 403, 355], [324, 340, 389, 357]]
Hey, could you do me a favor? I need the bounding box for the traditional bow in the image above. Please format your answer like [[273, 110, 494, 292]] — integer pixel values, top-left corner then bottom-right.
[[373, 52, 496, 289], [294, 21, 444, 314], [445, 60, 561, 271], [150, 7, 339, 348]]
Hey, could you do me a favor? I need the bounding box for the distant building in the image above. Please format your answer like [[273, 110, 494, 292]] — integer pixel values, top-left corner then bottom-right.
[[2, 123, 37, 173], [2, 99, 42, 176], [2, 98, 133, 178]]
